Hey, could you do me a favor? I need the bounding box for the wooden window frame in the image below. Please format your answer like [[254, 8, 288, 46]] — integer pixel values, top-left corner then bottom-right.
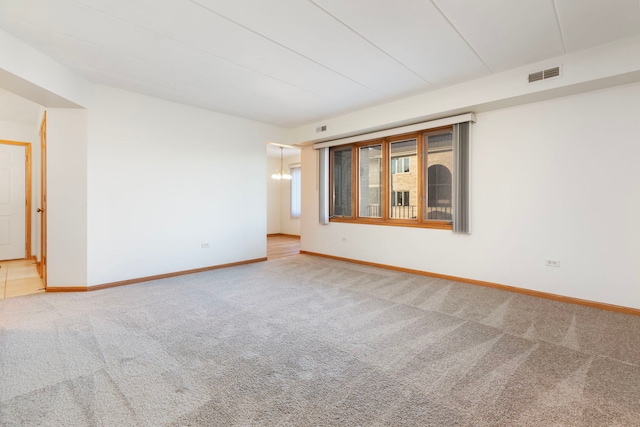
[[329, 127, 453, 230]]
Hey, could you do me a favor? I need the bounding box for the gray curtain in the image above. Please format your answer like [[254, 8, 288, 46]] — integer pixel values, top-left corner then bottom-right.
[[318, 147, 329, 225], [453, 122, 470, 234]]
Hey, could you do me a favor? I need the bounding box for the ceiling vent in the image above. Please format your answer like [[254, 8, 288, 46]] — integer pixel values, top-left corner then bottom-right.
[[528, 66, 561, 83]]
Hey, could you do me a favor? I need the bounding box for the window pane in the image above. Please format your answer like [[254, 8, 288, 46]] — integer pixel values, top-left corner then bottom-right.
[[389, 139, 417, 219], [359, 145, 382, 218], [424, 131, 453, 221], [331, 148, 352, 217]]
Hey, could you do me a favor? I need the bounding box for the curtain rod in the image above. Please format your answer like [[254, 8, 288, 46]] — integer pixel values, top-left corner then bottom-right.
[[312, 113, 476, 150]]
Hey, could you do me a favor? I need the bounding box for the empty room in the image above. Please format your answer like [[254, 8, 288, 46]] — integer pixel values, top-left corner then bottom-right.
[[1, 0, 639, 425]]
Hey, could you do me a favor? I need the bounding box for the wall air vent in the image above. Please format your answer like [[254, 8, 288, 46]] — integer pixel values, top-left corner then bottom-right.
[[316, 125, 327, 133], [528, 71, 544, 83], [528, 66, 561, 83], [543, 66, 560, 79]]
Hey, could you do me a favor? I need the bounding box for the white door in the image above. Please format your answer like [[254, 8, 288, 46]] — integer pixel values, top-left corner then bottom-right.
[[0, 144, 26, 260]]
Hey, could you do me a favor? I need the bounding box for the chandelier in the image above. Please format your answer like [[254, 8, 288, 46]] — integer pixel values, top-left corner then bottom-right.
[[271, 147, 292, 180]]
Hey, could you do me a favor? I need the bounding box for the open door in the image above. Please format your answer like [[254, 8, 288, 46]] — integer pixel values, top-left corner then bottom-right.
[[38, 112, 47, 287]]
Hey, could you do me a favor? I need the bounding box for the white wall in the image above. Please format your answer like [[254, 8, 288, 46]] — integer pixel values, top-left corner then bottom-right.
[[46, 108, 88, 287], [86, 85, 288, 286], [301, 82, 640, 310], [267, 155, 282, 234], [0, 120, 35, 141], [280, 153, 301, 236]]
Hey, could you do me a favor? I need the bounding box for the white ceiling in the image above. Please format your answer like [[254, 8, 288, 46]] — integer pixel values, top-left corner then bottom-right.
[[0, 0, 638, 128]]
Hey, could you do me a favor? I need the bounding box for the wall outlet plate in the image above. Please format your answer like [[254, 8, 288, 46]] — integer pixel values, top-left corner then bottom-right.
[[545, 259, 560, 267]]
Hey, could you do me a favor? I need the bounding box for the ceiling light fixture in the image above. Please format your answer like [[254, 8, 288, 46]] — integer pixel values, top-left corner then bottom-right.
[[271, 147, 292, 180]]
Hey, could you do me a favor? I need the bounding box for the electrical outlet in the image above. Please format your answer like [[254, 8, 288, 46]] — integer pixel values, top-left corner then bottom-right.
[[545, 259, 560, 267], [201, 243, 210, 248], [341, 237, 347, 243]]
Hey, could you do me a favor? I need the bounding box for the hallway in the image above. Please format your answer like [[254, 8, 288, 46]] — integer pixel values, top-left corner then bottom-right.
[[0, 259, 44, 299]]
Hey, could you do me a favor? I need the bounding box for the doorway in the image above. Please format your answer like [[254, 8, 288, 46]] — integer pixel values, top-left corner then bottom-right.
[[0, 140, 43, 298], [0, 140, 31, 261]]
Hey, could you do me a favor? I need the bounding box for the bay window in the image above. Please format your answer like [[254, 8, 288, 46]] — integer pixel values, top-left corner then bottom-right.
[[328, 126, 456, 230]]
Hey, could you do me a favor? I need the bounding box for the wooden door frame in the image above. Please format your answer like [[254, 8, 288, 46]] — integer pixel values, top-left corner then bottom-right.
[[0, 139, 32, 260], [39, 112, 47, 286]]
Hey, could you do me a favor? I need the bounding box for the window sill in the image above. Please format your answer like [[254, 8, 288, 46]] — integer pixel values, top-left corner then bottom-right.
[[329, 217, 452, 230]]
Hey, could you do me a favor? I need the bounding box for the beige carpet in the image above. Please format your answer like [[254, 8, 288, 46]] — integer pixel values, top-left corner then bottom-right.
[[1, 254, 639, 426]]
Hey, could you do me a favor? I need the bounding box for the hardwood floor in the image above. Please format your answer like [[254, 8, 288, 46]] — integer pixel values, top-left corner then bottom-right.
[[267, 234, 300, 260], [0, 259, 44, 299]]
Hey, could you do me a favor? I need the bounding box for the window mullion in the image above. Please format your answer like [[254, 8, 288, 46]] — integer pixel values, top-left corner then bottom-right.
[[352, 145, 358, 219], [382, 139, 389, 221], [417, 135, 424, 223]]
